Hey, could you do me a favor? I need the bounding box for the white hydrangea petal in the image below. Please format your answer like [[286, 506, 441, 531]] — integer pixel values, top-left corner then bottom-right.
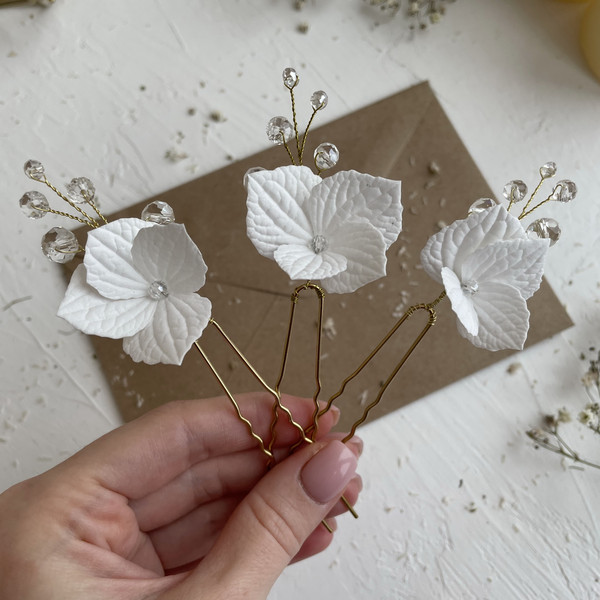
[[274, 244, 347, 280], [441, 267, 478, 336], [123, 294, 212, 366], [421, 205, 525, 283], [457, 281, 530, 351], [308, 170, 402, 248], [461, 238, 549, 300], [85, 218, 155, 300], [246, 166, 318, 259], [131, 223, 208, 294], [321, 222, 387, 294], [57, 264, 156, 338]]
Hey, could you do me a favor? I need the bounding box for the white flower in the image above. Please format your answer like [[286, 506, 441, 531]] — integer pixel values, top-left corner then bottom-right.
[[246, 165, 402, 294], [57, 218, 212, 365], [420, 205, 549, 351]]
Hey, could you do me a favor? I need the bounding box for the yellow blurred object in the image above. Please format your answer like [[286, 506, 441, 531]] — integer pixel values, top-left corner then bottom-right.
[[581, 0, 600, 81]]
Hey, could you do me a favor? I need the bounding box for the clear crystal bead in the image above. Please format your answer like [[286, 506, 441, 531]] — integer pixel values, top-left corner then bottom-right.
[[243, 166, 265, 189], [141, 201, 175, 224], [41, 227, 79, 263], [310, 90, 328, 111], [467, 198, 495, 215], [148, 280, 169, 299], [66, 177, 96, 204], [461, 279, 479, 294], [526, 218, 561, 246], [551, 180, 577, 203], [266, 116, 294, 145], [311, 234, 328, 254], [539, 162, 557, 179], [314, 142, 339, 170], [19, 191, 49, 219], [24, 159, 45, 181], [502, 180, 528, 203], [282, 67, 299, 89]]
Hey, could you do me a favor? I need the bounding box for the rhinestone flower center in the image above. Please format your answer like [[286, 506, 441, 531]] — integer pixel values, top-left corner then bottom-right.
[[148, 280, 169, 300], [311, 234, 329, 254], [461, 279, 479, 295]]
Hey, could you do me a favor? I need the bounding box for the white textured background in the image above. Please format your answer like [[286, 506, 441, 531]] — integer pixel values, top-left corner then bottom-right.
[[1, 1, 600, 598]]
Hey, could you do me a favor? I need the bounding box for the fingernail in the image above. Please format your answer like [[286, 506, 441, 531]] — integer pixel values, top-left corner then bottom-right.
[[354, 474, 363, 493], [346, 435, 363, 456], [322, 404, 340, 426], [301, 441, 358, 504]]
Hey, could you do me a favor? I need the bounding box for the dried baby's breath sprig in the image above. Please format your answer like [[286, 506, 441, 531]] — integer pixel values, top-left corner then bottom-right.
[[365, 0, 455, 31], [526, 349, 600, 471]]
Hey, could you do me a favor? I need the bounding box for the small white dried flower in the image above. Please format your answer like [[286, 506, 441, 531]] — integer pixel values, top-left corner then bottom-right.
[[585, 402, 600, 414], [557, 408, 572, 424], [578, 409, 598, 427], [527, 428, 550, 444], [582, 371, 599, 389]]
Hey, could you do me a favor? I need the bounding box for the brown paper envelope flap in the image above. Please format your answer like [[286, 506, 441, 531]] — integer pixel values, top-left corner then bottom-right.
[[68, 81, 573, 428]]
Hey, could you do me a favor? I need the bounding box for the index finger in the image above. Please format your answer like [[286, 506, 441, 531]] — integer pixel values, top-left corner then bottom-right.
[[57, 392, 340, 500]]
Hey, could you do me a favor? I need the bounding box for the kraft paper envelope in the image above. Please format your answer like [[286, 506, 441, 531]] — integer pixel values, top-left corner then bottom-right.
[[69, 82, 573, 431]]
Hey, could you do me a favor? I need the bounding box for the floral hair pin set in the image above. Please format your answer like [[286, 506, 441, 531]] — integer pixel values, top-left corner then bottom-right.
[[18, 68, 577, 522]]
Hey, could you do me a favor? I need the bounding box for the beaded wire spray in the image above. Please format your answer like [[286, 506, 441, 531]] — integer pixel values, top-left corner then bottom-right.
[[18, 67, 577, 532]]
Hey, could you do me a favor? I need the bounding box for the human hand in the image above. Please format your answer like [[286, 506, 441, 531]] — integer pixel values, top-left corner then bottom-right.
[[0, 393, 362, 599]]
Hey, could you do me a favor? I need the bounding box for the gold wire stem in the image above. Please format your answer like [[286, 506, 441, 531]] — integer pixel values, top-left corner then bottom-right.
[[507, 189, 516, 214], [36, 206, 96, 227], [311, 290, 447, 428], [193, 340, 273, 460], [289, 87, 301, 159], [518, 192, 562, 220], [54, 247, 83, 256], [208, 319, 313, 453], [43, 178, 99, 228], [518, 177, 545, 219], [341, 306, 439, 444], [85, 196, 109, 225], [299, 108, 318, 165], [282, 138, 297, 166], [321, 520, 334, 533]]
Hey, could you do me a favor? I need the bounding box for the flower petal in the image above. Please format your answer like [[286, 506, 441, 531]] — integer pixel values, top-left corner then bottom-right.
[[122, 293, 212, 365], [57, 264, 156, 338], [85, 218, 155, 299], [273, 244, 347, 280], [131, 223, 208, 294], [321, 221, 387, 294], [246, 166, 318, 258], [421, 205, 525, 283], [461, 238, 549, 300], [308, 170, 402, 249], [441, 267, 478, 336], [457, 281, 530, 351]]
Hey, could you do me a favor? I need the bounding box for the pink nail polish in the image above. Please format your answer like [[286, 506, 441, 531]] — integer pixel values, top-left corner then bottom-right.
[[300, 441, 358, 504], [346, 435, 363, 456]]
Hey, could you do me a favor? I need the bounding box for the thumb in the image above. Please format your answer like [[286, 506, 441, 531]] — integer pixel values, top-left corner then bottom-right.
[[173, 440, 358, 599]]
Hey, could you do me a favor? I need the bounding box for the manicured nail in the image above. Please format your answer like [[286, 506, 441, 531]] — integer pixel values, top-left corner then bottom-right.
[[300, 440, 358, 504], [346, 435, 363, 456], [329, 405, 341, 425], [317, 403, 340, 426]]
